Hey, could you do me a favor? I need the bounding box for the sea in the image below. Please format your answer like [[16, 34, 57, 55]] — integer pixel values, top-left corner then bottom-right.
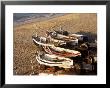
[[13, 13, 65, 26]]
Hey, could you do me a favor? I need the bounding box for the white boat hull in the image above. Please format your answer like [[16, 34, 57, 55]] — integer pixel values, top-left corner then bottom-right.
[[36, 54, 73, 68]]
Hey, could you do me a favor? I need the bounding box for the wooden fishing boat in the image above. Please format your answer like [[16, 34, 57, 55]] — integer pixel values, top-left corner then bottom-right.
[[42, 45, 81, 57], [46, 30, 88, 42], [36, 52, 73, 68], [69, 34, 88, 42], [32, 35, 66, 47], [46, 31, 78, 46], [46, 31, 76, 40]]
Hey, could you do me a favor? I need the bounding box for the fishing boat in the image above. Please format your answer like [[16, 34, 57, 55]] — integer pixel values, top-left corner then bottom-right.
[[69, 34, 88, 42], [42, 45, 81, 57], [51, 37, 78, 46], [32, 35, 66, 47], [46, 31, 78, 46], [46, 30, 88, 42], [46, 30, 76, 40], [36, 52, 73, 68]]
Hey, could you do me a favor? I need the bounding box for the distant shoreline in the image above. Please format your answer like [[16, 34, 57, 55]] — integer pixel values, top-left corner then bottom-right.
[[14, 13, 67, 27]]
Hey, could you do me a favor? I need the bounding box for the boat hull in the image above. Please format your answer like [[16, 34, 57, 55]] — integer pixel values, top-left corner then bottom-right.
[[36, 53, 73, 68], [42, 46, 81, 57]]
